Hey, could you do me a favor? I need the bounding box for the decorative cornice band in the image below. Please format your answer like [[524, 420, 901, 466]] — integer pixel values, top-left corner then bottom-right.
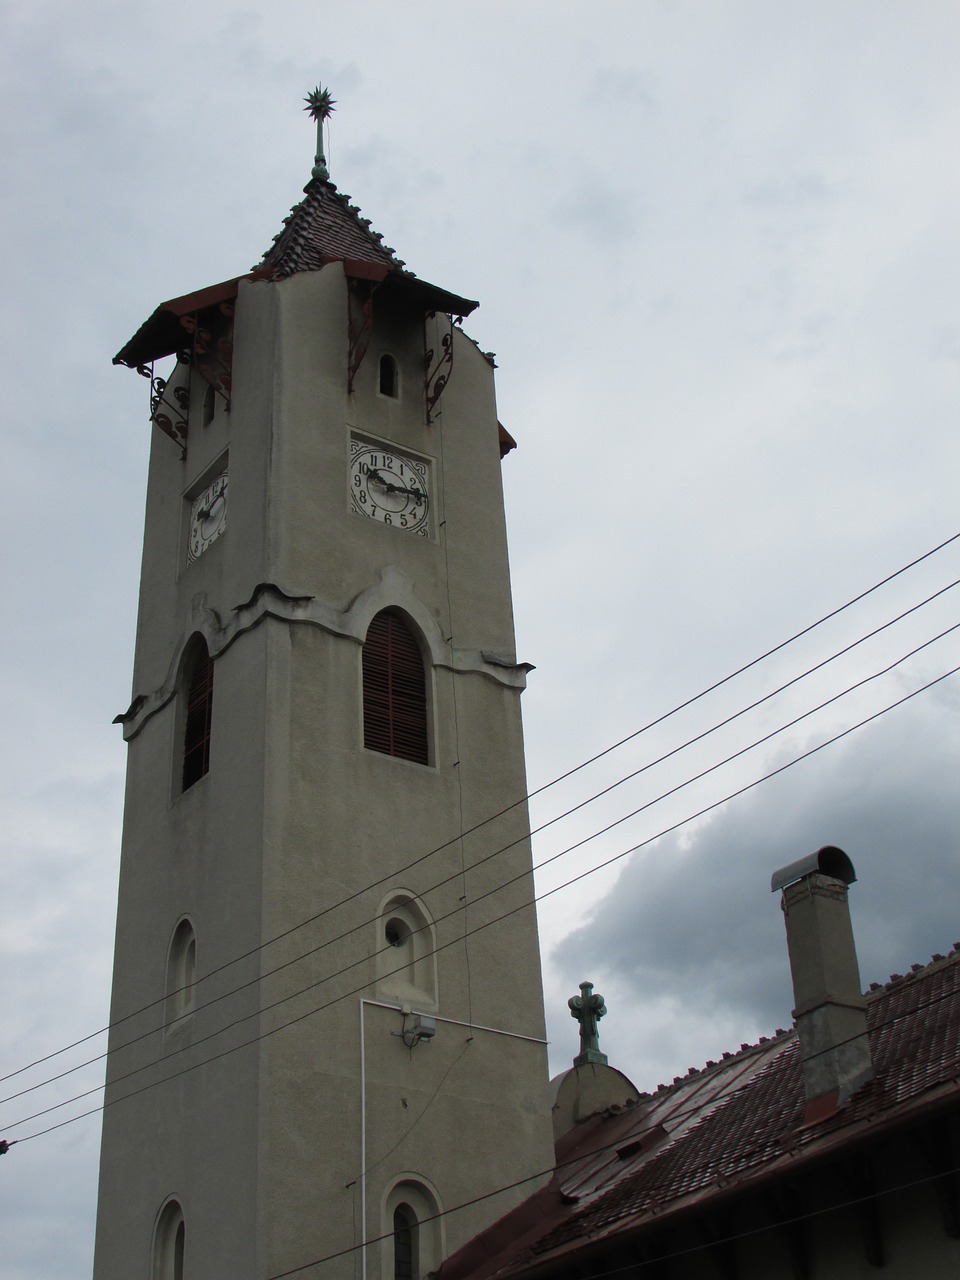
[[114, 569, 531, 740]]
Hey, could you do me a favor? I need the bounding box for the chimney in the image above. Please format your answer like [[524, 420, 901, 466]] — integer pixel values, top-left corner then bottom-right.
[[771, 846, 873, 1117]]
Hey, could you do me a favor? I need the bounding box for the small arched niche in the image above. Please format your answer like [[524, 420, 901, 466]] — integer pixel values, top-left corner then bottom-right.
[[152, 1198, 185, 1280], [381, 1179, 442, 1280], [376, 892, 438, 1009], [164, 918, 197, 1031]]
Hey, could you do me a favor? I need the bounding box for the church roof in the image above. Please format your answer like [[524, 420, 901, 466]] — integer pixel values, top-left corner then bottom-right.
[[114, 175, 477, 369], [438, 945, 960, 1280], [258, 175, 404, 278]]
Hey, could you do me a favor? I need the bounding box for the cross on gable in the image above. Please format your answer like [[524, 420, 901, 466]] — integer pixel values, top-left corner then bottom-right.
[[568, 980, 609, 1067]]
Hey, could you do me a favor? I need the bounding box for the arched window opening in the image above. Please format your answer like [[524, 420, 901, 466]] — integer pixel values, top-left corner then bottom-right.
[[363, 611, 428, 765], [382, 1180, 441, 1280], [165, 919, 197, 1030], [173, 1221, 185, 1280], [377, 893, 437, 1007], [379, 353, 399, 399], [153, 1199, 185, 1280], [393, 1203, 416, 1280], [182, 638, 214, 791]]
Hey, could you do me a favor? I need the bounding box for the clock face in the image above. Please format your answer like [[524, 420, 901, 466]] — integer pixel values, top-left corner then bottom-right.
[[349, 440, 430, 536], [188, 469, 228, 562]]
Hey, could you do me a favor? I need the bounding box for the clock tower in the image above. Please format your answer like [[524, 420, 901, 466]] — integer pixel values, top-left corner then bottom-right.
[[93, 94, 554, 1280]]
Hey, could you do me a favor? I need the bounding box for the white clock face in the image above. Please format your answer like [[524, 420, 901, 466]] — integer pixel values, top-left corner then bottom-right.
[[188, 470, 228, 562], [349, 441, 430, 536]]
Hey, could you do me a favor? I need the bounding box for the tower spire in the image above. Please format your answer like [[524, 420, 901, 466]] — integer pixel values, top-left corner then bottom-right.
[[303, 84, 336, 181]]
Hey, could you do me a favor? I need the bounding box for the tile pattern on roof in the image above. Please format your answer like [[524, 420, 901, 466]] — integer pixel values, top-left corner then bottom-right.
[[258, 177, 405, 280], [457, 947, 960, 1280]]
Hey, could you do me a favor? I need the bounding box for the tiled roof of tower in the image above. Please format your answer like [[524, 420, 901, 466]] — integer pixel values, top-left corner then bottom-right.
[[114, 173, 477, 369], [438, 946, 960, 1280], [257, 176, 404, 278]]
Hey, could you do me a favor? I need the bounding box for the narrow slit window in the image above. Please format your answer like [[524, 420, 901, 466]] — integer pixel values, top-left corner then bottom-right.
[[202, 380, 216, 426], [363, 611, 428, 764], [379, 353, 399, 398], [393, 1204, 416, 1280], [182, 640, 214, 791]]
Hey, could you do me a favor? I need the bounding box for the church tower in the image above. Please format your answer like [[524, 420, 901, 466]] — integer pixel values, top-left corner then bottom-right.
[[93, 93, 554, 1280]]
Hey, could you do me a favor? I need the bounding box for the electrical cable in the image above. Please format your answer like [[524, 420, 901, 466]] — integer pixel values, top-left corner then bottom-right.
[[3, 571, 957, 1107], [5, 603, 957, 1112], [3, 530, 955, 1087], [4, 621, 958, 1116], [255, 956, 960, 1277], [6, 658, 957, 1143], [266, 1162, 960, 1280]]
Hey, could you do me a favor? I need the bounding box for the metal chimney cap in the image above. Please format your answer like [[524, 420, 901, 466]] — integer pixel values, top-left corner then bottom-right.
[[770, 845, 856, 893]]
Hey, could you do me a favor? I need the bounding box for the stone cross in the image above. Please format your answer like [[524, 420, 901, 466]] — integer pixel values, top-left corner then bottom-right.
[[568, 980, 608, 1067]]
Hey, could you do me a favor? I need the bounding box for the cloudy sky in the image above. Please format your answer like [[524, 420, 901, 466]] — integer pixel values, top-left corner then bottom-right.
[[2, 3, 958, 1276]]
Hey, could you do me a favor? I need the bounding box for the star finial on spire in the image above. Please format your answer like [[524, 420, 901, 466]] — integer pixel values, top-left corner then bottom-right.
[[304, 85, 336, 181]]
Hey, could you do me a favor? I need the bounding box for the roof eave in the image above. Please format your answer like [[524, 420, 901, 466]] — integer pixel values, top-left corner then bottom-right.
[[113, 274, 251, 369], [478, 1080, 960, 1280], [113, 262, 477, 371]]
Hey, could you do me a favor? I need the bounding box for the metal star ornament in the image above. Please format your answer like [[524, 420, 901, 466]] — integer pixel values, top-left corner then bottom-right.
[[305, 85, 336, 181], [304, 86, 336, 123]]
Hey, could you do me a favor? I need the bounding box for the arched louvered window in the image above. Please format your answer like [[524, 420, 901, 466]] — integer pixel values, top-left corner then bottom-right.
[[363, 611, 428, 764], [182, 639, 214, 791]]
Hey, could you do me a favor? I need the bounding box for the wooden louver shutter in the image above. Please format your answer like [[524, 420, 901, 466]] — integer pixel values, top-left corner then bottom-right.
[[363, 612, 428, 764], [182, 644, 214, 790]]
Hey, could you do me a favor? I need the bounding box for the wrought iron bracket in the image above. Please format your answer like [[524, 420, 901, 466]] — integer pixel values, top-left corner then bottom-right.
[[181, 302, 234, 411], [138, 361, 189, 457], [424, 312, 455, 425]]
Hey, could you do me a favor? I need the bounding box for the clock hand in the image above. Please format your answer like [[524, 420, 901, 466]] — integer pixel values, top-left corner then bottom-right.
[[367, 469, 423, 501], [382, 482, 424, 500], [196, 493, 225, 521]]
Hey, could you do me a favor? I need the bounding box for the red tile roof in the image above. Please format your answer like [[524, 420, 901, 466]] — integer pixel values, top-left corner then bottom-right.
[[439, 946, 960, 1280], [258, 177, 403, 278], [115, 176, 477, 369]]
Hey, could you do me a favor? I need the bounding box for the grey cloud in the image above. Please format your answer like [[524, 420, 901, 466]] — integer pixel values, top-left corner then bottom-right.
[[554, 688, 960, 1039]]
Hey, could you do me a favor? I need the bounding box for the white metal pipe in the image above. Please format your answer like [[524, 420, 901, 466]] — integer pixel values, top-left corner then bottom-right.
[[358, 996, 550, 1280]]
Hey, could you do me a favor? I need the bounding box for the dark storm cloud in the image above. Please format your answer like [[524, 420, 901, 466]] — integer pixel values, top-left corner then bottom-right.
[[555, 687, 960, 1039]]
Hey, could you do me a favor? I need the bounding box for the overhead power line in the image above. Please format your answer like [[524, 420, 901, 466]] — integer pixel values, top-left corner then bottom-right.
[[2, 531, 957, 1094], [4, 600, 957, 1113], [6, 658, 957, 1145]]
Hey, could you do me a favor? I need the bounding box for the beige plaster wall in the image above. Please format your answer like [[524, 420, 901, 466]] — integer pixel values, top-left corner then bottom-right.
[[94, 265, 553, 1280]]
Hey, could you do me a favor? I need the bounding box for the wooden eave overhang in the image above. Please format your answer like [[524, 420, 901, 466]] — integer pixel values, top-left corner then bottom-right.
[[113, 261, 477, 370]]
